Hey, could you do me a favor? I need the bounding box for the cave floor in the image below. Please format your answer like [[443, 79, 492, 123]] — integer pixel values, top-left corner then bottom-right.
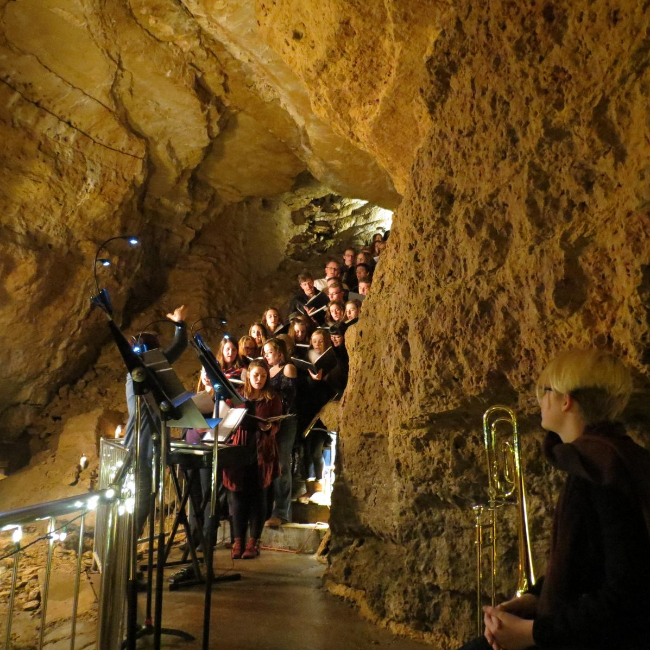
[[138, 547, 431, 650]]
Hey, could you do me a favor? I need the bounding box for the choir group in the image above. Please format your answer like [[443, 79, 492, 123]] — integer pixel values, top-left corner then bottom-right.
[[184, 234, 387, 560]]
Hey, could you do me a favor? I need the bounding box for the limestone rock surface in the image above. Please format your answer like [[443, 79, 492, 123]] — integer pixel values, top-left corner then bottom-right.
[[2, 0, 650, 646]]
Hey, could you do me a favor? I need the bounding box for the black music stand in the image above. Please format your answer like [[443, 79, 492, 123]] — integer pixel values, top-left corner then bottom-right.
[[89, 307, 200, 650], [188, 334, 248, 650], [164, 409, 248, 591], [138, 348, 219, 649]]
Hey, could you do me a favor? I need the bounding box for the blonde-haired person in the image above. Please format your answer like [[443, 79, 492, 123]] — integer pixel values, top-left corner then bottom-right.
[[462, 349, 650, 650], [238, 335, 259, 365], [222, 359, 282, 560]]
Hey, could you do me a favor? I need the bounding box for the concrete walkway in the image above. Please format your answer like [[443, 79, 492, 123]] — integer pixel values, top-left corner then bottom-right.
[[147, 547, 431, 650]]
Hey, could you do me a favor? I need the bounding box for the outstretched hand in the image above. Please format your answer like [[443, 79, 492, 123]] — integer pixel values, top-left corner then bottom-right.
[[166, 305, 187, 323]]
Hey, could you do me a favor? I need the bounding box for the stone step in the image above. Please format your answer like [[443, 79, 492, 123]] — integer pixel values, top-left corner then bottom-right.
[[261, 522, 329, 554], [290, 500, 330, 524]]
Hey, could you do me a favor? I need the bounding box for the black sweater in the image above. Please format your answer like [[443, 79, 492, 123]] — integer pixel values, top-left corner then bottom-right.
[[531, 422, 650, 649]]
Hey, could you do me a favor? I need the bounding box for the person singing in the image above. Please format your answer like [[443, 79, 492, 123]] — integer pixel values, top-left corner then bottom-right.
[[222, 360, 282, 559]]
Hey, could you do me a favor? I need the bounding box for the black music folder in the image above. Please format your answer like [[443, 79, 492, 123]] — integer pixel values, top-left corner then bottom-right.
[[293, 343, 310, 360], [303, 290, 329, 311], [291, 346, 337, 375]]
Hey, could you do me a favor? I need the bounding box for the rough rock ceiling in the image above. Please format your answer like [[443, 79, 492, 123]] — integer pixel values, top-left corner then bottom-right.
[[0, 0, 401, 440]]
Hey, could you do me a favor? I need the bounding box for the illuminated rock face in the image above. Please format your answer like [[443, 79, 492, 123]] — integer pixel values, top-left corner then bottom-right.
[[0, 0, 397, 441], [2, 0, 650, 645], [259, 0, 650, 645]]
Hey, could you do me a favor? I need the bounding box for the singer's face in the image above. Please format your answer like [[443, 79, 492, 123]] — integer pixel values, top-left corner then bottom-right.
[[251, 326, 264, 345], [223, 341, 237, 363], [345, 303, 358, 320], [200, 369, 211, 390], [312, 333, 325, 354], [263, 344, 281, 367], [331, 334, 343, 347], [249, 366, 267, 390], [330, 304, 344, 321], [328, 287, 344, 302], [300, 280, 314, 295], [266, 310, 280, 328], [324, 263, 340, 279], [294, 323, 307, 342]]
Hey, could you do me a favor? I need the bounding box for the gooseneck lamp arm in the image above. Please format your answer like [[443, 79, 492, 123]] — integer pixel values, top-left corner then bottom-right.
[[189, 316, 228, 337], [93, 235, 139, 296]]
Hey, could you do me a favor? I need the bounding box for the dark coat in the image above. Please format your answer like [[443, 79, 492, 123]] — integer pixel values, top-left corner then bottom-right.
[[530, 422, 650, 649]]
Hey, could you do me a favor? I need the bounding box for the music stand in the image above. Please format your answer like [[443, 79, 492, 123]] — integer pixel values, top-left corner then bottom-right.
[[93, 314, 203, 650], [139, 348, 217, 649], [189, 334, 247, 650]]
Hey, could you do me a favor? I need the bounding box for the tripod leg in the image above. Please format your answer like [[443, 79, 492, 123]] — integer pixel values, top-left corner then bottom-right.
[[153, 421, 167, 650], [145, 453, 157, 626], [164, 469, 191, 563], [171, 469, 204, 580], [125, 396, 143, 650]]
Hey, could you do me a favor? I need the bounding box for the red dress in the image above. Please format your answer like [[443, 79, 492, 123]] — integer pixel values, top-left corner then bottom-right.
[[222, 394, 282, 491]]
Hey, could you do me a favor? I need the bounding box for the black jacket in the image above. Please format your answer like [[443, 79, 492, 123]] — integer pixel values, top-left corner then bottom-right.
[[530, 422, 650, 649]]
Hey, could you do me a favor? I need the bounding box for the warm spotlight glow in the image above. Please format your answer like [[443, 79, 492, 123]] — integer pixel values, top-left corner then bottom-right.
[[371, 206, 394, 230], [128, 238, 139, 246], [79, 455, 88, 470], [115, 425, 123, 438], [11, 527, 22, 544]]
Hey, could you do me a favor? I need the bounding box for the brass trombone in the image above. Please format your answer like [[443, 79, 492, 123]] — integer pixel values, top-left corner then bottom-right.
[[473, 405, 535, 635]]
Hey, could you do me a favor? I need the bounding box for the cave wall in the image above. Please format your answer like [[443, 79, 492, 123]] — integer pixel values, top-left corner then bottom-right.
[[0, 0, 398, 443], [258, 0, 650, 645]]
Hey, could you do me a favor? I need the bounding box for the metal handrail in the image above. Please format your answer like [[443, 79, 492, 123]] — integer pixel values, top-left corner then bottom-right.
[[0, 488, 120, 650], [0, 489, 115, 529]]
